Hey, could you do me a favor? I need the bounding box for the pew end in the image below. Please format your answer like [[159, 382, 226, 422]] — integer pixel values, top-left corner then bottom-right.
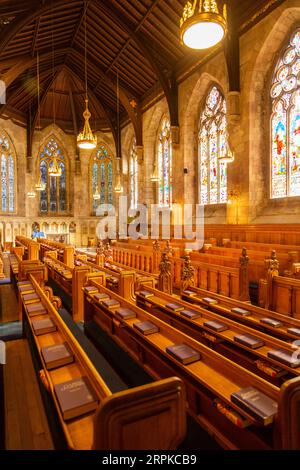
[[279, 376, 300, 450], [93, 377, 186, 450]]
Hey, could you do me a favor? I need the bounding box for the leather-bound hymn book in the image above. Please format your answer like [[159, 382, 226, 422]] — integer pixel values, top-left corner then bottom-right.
[[165, 303, 184, 312], [22, 292, 40, 304], [138, 290, 154, 298], [26, 302, 47, 317], [18, 285, 34, 294], [182, 290, 196, 297], [260, 318, 283, 328], [32, 317, 57, 336], [180, 309, 201, 320], [133, 321, 159, 335], [54, 376, 98, 420], [41, 342, 74, 370], [231, 307, 251, 317], [287, 327, 300, 337], [234, 334, 265, 350], [93, 293, 110, 302], [267, 348, 300, 368], [202, 297, 218, 305], [204, 320, 228, 332], [102, 299, 120, 309], [115, 308, 137, 320], [231, 387, 278, 426], [166, 343, 201, 365], [84, 286, 99, 295]]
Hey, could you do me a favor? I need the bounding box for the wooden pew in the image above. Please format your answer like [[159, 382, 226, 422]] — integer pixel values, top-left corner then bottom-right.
[[180, 285, 300, 343], [15, 236, 40, 261], [82, 280, 300, 450], [135, 286, 300, 384], [20, 275, 186, 450], [38, 238, 74, 267], [259, 274, 300, 319], [44, 256, 105, 322]]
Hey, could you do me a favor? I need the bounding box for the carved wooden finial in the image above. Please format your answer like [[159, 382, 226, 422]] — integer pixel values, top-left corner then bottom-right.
[[158, 248, 173, 294], [181, 251, 195, 291]]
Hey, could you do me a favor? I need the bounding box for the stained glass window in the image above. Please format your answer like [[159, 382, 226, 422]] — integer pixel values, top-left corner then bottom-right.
[[158, 118, 172, 207], [130, 139, 138, 209], [39, 137, 68, 214], [91, 145, 114, 213], [0, 131, 16, 214], [199, 86, 228, 204], [271, 29, 300, 198]]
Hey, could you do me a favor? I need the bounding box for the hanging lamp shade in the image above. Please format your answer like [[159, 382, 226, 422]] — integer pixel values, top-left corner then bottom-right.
[[27, 190, 36, 199], [35, 174, 46, 191], [77, 99, 97, 150], [114, 172, 123, 194], [48, 154, 62, 177], [180, 0, 227, 50], [219, 146, 234, 164], [93, 185, 100, 200]]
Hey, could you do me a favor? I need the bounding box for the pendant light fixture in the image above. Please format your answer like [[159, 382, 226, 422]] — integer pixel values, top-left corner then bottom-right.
[[180, 0, 227, 50], [114, 70, 123, 194], [77, 1, 97, 150], [35, 52, 46, 191], [93, 185, 100, 200], [48, 23, 61, 178]]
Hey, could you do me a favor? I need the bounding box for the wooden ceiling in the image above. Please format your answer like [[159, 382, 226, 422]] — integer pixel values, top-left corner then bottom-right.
[[0, 0, 285, 134]]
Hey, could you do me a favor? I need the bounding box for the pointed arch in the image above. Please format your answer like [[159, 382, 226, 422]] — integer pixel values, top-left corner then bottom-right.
[[90, 143, 115, 214], [38, 134, 69, 215], [0, 129, 17, 214], [270, 28, 300, 199], [198, 85, 228, 205], [156, 116, 172, 208]]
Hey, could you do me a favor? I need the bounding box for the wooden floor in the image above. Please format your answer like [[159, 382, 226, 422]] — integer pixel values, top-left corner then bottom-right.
[[3, 339, 54, 450], [0, 285, 19, 324]]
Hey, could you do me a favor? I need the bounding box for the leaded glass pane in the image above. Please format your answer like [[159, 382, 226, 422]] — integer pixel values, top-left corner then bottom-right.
[[40, 161, 47, 213], [91, 145, 114, 209], [270, 29, 300, 198], [59, 163, 66, 211], [108, 162, 113, 205], [8, 154, 14, 212], [158, 118, 172, 207], [1, 154, 7, 212]]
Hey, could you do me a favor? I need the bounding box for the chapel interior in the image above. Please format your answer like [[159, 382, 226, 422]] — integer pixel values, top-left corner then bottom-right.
[[1, 0, 300, 451]]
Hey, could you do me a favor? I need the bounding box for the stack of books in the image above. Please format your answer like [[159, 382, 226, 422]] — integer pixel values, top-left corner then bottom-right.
[[32, 317, 57, 336], [54, 376, 98, 420], [180, 309, 201, 320], [22, 292, 40, 304], [138, 290, 154, 299], [231, 387, 278, 426], [287, 327, 300, 337], [166, 343, 201, 365], [260, 318, 283, 328], [84, 286, 99, 296], [93, 293, 110, 303], [133, 321, 159, 335], [202, 297, 218, 306], [41, 342, 74, 370], [182, 290, 196, 297], [102, 299, 121, 310]]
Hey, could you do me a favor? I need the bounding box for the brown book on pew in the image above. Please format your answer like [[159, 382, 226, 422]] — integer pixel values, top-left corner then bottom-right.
[[165, 303, 184, 312], [32, 317, 57, 336], [84, 286, 99, 295], [231, 307, 251, 317], [166, 343, 201, 365], [180, 309, 201, 320], [115, 308, 137, 320], [26, 302, 47, 317], [138, 290, 154, 298], [202, 297, 218, 305], [204, 320, 228, 332], [93, 293, 110, 302], [18, 281, 32, 287], [41, 342, 74, 370], [54, 376, 98, 420], [267, 348, 300, 368], [260, 318, 283, 328], [133, 321, 159, 335], [18, 285, 35, 294], [287, 327, 300, 337], [182, 290, 196, 297], [22, 292, 40, 304], [102, 299, 120, 309], [234, 334, 265, 350], [231, 387, 278, 426]]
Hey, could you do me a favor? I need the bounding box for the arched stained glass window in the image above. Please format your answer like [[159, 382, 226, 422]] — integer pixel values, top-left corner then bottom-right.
[[91, 145, 114, 213], [199, 86, 228, 205], [0, 131, 16, 214], [158, 118, 172, 207], [39, 137, 68, 214], [129, 139, 138, 209], [271, 29, 300, 198]]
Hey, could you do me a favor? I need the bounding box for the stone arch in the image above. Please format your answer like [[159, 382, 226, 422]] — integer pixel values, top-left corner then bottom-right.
[[181, 56, 228, 209], [248, 0, 300, 221]]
